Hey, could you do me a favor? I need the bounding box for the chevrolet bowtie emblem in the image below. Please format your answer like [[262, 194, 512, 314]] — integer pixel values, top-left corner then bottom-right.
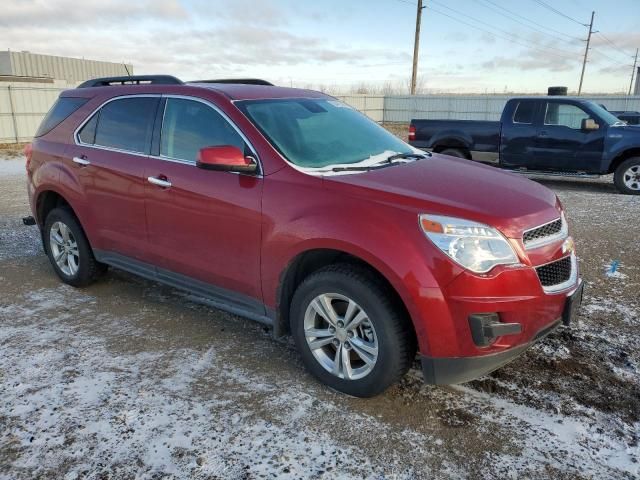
[[562, 237, 575, 255]]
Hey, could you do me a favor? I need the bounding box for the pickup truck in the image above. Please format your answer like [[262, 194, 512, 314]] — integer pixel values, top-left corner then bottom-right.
[[409, 96, 640, 194]]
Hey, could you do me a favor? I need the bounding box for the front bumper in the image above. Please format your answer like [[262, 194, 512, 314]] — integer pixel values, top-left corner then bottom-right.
[[421, 318, 562, 384]]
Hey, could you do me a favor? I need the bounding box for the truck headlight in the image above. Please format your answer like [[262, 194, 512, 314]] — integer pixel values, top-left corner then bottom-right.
[[419, 214, 520, 274]]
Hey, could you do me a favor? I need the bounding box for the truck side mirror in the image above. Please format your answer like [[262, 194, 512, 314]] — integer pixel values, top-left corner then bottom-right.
[[581, 118, 599, 131]]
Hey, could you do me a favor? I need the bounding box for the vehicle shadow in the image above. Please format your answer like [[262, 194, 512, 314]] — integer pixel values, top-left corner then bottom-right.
[[529, 177, 618, 194]]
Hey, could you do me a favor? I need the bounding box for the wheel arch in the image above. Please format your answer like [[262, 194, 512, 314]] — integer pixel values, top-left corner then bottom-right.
[[275, 248, 418, 348], [431, 137, 472, 159], [608, 148, 640, 174], [35, 189, 87, 254]]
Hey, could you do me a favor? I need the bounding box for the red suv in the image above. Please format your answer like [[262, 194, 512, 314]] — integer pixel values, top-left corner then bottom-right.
[[26, 75, 583, 397]]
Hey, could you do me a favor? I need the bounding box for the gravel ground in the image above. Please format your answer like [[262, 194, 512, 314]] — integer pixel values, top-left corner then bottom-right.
[[1, 154, 638, 479]]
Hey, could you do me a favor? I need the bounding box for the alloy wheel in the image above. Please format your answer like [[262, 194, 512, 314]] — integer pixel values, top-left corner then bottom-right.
[[49, 221, 80, 276], [303, 293, 378, 380], [623, 165, 640, 191]]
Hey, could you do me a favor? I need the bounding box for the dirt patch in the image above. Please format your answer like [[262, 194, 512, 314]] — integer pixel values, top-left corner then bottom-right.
[[383, 122, 409, 141], [0, 143, 28, 159]]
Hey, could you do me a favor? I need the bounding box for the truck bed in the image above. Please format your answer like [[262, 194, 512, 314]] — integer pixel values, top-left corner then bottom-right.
[[410, 119, 501, 159]]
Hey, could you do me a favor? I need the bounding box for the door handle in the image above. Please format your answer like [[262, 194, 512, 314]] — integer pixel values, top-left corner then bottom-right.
[[147, 176, 172, 188], [538, 131, 548, 137], [72, 156, 90, 166]]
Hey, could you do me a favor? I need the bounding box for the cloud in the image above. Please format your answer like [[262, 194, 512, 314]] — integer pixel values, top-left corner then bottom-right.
[[0, 19, 407, 81], [0, 0, 187, 25]]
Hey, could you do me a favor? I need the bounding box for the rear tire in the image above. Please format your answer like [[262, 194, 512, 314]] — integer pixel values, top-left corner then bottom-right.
[[439, 148, 468, 159], [614, 157, 640, 195], [290, 264, 415, 397], [44, 208, 106, 287]]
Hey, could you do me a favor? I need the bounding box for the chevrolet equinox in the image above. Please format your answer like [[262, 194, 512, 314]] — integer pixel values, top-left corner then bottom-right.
[[25, 75, 584, 397]]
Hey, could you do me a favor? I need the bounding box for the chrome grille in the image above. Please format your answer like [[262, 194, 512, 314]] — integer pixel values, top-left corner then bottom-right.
[[536, 256, 572, 287], [523, 218, 563, 246]]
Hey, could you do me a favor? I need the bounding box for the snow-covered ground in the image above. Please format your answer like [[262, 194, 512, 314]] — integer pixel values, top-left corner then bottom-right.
[[1, 152, 638, 479]]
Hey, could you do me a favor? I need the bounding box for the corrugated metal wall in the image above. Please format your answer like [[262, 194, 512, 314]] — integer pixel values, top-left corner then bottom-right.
[[2, 89, 640, 143], [0, 51, 133, 84], [334, 94, 385, 122]]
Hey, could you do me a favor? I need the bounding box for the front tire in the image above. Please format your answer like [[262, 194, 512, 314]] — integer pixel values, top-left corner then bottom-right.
[[290, 264, 415, 397], [44, 208, 106, 287], [614, 157, 640, 195]]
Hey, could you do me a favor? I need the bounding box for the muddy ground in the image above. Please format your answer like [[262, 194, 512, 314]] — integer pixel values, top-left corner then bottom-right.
[[0, 152, 638, 479]]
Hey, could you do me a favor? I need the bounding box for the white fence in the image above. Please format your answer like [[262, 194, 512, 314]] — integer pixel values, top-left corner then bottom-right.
[[0, 85, 66, 143], [383, 95, 640, 123], [1, 86, 639, 143]]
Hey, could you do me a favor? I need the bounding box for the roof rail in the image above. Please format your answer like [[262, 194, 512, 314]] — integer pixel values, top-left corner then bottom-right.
[[77, 75, 183, 88], [190, 78, 274, 86]]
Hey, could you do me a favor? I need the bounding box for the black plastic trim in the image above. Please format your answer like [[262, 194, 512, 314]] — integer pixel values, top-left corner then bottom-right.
[[77, 75, 183, 88], [421, 319, 562, 384], [190, 78, 273, 86], [94, 250, 274, 326]]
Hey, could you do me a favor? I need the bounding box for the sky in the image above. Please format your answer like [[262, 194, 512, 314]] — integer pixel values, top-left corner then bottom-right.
[[2, 0, 639, 94]]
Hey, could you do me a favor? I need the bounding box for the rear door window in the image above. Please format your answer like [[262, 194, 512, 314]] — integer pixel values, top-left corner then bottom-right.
[[35, 97, 88, 137], [512, 101, 536, 124], [160, 98, 245, 162], [93, 97, 159, 153]]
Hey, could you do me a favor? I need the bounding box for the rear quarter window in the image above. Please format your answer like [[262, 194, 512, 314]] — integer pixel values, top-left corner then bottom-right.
[[512, 101, 536, 124], [35, 97, 88, 137]]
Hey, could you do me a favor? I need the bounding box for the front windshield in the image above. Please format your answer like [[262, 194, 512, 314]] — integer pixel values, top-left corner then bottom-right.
[[587, 101, 626, 126], [236, 98, 414, 168]]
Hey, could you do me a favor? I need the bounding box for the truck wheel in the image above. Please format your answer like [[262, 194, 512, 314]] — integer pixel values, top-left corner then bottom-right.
[[290, 264, 415, 397], [439, 148, 468, 159], [44, 207, 107, 287], [614, 157, 640, 195]]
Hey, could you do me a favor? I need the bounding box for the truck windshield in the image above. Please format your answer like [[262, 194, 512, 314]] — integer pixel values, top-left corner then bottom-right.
[[587, 102, 626, 126], [236, 98, 414, 168]]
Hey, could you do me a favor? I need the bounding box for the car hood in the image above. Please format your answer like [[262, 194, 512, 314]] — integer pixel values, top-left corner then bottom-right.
[[322, 154, 560, 238]]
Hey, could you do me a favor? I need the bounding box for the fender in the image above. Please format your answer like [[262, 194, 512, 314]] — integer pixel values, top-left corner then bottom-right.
[[32, 162, 96, 247], [602, 129, 640, 173], [428, 130, 474, 151]]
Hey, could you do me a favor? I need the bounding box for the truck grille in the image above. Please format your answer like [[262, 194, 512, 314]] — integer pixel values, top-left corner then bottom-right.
[[536, 256, 572, 287], [523, 218, 564, 248]]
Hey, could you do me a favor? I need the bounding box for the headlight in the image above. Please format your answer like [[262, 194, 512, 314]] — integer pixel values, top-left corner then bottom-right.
[[419, 214, 520, 274]]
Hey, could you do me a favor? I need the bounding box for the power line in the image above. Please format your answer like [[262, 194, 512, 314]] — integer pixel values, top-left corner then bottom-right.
[[426, 5, 578, 63], [475, 0, 581, 42], [594, 32, 635, 59], [531, 0, 588, 26], [428, 0, 580, 60], [589, 48, 634, 68]]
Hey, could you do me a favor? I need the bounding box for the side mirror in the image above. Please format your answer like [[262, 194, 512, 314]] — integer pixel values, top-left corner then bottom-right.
[[581, 118, 599, 131], [196, 145, 257, 173]]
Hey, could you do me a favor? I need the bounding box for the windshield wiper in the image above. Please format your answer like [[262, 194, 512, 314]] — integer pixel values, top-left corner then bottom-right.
[[331, 152, 431, 172], [385, 152, 431, 162], [331, 163, 397, 172]]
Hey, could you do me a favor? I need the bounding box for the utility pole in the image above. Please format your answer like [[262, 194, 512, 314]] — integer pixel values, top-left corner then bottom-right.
[[577, 11, 595, 95], [410, 0, 425, 95], [629, 48, 638, 96]]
